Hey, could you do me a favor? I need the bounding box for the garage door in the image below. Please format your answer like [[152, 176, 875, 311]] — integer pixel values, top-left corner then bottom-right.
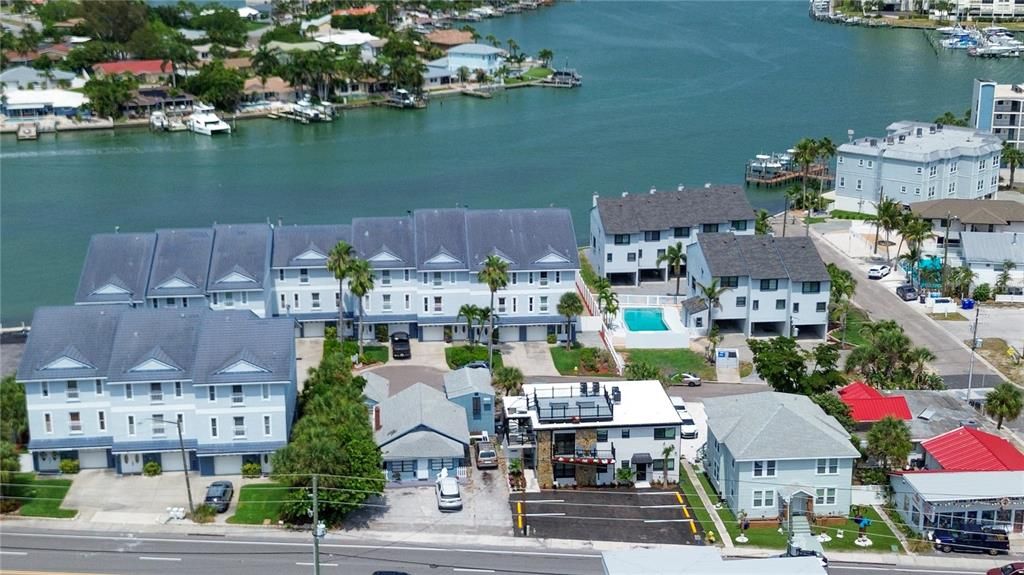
[[79, 449, 109, 469], [214, 455, 243, 475], [526, 326, 548, 341], [388, 323, 411, 336], [421, 326, 444, 342], [498, 326, 518, 342], [302, 321, 325, 338], [162, 451, 187, 472]]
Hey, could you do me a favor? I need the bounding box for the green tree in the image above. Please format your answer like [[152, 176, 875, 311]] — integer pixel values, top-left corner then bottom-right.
[[259, 22, 305, 45], [81, 0, 148, 44], [697, 278, 729, 341], [456, 65, 470, 84], [347, 258, 374, 358], [933, 110, 969, 128], [754, 209, 771, 235], [0, 440, 20, 508], [61, 41, 122, 73], [948, 265, 976, 299], [492, 366, 524, 396], [984, 382, 1023, 430], [615, 466, 635, 486], [475, 307, 493, 346], [793, 137, 819, 236], [479, 255, 509, 368], [874, 197, 902, 261], [184, 61, 244, 111], [191, 7, 248, 47], [660, 443, 675, 485], [656, 242, 686, 296], [0, 377, 28, 446], [83, 73, 138, 119], [624, 361, 660, 382], [326, 240, 355, 334], [1003, 142, 1023, 189], [866, 416, 912, 470], [811, 393, 856, 432], [537, 48, 553, 67], [457, 304, 480, 346], [748, 337, 807, 394], [556, 292, 584, 350], [996, 260, 1016, 295]]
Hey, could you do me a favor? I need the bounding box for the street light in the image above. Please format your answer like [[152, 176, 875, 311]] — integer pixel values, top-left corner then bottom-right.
[[143, 416, 195, 515]]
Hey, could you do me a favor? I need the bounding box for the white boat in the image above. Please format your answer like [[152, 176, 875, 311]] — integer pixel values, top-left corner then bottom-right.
[[186, 103, 231, 135], [150, 111, 168, 130], [936, 25, 963, 35]]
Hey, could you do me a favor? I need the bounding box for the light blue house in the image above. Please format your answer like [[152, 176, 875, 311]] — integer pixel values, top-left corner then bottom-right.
[[703, 392, 859, 521], [374, 383, 470, 482], [443, 368, 495, 437], [446, 43, 505, 74], [18, 306, 296, 476]]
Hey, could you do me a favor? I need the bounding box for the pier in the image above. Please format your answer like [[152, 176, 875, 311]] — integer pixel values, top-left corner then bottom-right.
[[745, 164, 834, 188]]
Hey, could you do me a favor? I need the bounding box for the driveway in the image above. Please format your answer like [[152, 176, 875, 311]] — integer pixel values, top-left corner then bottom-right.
[[295, 337, 324, 392], [341, 466, 512, 536], [665, 399, 707, 464], [512, 488, 700, 544], [499, 342, 559, 377]]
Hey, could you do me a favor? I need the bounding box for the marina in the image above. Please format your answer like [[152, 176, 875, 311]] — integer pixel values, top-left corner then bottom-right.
[[744, 151, 834, 188]]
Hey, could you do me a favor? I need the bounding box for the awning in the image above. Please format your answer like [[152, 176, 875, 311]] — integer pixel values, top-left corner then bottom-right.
[[631, 452, 653, 465]]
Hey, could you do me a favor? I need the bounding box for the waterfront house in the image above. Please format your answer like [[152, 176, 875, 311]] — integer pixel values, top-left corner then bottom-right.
[[829, 121, 1003, 215], [684, 233, 831, 338], [146, 228, 215, 311], [121, 88, 196, 118], [909, 198, 1024, 257], [973, 80, 1024, 153], [243, 76, 297, 102], [890, 471, 1024, 535], [0, 66, 82, 90], [206, 223, 273, 318], [0, 88, 88, 119], [443, 367, 495, 437], [75, 233, 156, 307], [270, 223, 352, 337], [425, 29, 475, 49], [18, 305, 296, 476], [445, 43, 506, 75], [502, 380, 682, 488], [2, 43, 71, 66], [703, 391, 860, 521], [958, 232, 1024, 291], [374, 383, 470, 482], [589, 186, 755, 286], [92, 60, 175, 85]]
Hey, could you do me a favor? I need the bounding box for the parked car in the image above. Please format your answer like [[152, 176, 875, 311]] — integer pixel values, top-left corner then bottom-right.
[[867, 265, 891, 279], [934, 528, 1009, 555], [988, 563, 1024, 575], [390, 332, 411, 360], [204, 480, 234, 513], [896, 284, 917, 301], [435, 476, 462, 512], [476, 441, 498, 469], [464, 360, 489, 369], [680, 415, 699, 439], [671, 372, 702, 386]]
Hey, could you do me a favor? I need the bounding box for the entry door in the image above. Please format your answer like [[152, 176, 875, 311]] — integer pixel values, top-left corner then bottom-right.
[[1014, 510, 1023, 533], [121, 453, 143, 474], [635, 464, 647, 481]]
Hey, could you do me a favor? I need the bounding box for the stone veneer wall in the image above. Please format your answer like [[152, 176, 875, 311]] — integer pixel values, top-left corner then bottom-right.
[[575, 429, 597, 486], [536, 430, 553, 487]]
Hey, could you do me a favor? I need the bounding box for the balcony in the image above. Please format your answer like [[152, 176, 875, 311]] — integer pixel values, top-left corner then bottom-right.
[[68, 423, 82, 434], [529, 383, 615, 424], [552, 445, 616, 466], [233, 426, 246, 438], [231, 393, 244, 405]]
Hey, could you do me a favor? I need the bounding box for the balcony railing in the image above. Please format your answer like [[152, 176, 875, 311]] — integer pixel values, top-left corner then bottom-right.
[[552, 444, 616, 465], [232, 393, 244, 405], [69, 423, 82, 434], [530, 385, 615, 423], [233, 426, 246, 437]]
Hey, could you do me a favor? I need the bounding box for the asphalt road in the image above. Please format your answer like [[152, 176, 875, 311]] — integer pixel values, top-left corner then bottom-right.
[[827, 562, 988, 575]]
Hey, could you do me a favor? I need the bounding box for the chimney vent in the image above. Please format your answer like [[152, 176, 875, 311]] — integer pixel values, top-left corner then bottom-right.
[[373, 406, 382, 431], [916, 128, 923, 137]]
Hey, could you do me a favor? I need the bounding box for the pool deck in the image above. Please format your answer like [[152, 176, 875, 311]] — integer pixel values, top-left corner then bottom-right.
[[616, 305, 690, 350]]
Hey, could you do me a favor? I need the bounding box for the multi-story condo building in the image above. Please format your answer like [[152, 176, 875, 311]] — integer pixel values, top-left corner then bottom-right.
[[503, 380, 682, 488], [955, 0, 1024, 19], [704, 392, 860, 521], [74, 208, 580, 342], [831, 121, 1004, 214], [589, 186, 756, 285], [18, 305, 296, 476], [972, 79, 1024, 152], [684, 233, 831, 338]]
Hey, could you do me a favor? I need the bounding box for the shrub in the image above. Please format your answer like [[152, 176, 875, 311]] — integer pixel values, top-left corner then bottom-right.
[[546, 333, 556, 345], [143, 461, 162, 476], [59, 459, 80, 475], [241, 462, 262, 478], [972, 283, 992, 301], [374, 325, 388, 343], [579, 347, 599, 372], [191, 503, 216, 523]]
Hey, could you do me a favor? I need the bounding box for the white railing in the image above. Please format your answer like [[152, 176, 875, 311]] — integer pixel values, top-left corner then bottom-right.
[[618, 294, 683, 307], [995, 294, 1024, 303], [599, 326, 625, 375], [575, 276, 599, 317]]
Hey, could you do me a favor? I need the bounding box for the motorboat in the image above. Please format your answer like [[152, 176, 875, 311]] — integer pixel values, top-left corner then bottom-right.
[[750, 154, 783, 175], [186, 103, 231, 135]]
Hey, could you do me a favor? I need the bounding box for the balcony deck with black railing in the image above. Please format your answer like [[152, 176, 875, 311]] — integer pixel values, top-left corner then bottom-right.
[[552, 444, 616, 466], [529, 384, 615, 424]]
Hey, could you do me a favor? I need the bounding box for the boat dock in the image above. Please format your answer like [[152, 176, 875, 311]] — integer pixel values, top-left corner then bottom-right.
[[745, 164, 833, 188]]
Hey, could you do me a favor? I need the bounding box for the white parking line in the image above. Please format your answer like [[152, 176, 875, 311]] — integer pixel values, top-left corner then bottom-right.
[[832, 566, 976, 574], [139, 556, 181, 561], [523, 512, 567, 517], [296, 562, 339, 567], [453, 569, 496, 573], [0, 551, 28, 556], [642, 519, 693, 524]]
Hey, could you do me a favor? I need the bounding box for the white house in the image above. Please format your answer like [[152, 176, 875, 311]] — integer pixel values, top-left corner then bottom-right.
[[445, 43, 505, 74], [0, 65, 83, 90], [959, 231, 1024, 291], [589, 186, 756, 285], [0, 88, 88, 119], [684, 233, 831, 338], [503, 380, 682, 488], [374, 383, 470, 482], [890, 470, 1024, 536], [910, 198, 1024, 256]]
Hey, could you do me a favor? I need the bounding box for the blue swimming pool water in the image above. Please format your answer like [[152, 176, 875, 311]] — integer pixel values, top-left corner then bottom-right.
[[623, 308, 668, 332]]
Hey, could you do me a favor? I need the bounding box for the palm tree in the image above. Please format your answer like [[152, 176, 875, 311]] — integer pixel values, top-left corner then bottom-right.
[[456, 65, 470, 84], [476, 307, 493, 348], [793, 138, 819, 236], [905, 346, 935, 388], [996, 260, 1017, 295], [827, 263, 856, 347], [326, 241, 354, 335], [251, 45, 280, 84], [458, 304, 480, 346], [656, 242, 686, 296], [984, 382, 1023, 430], [556, 292, 584, 350], [874, 197, 902, 262], [602, 294, 620, 328], [346, 259, 374, 357], [506, 38, 519, 59], [697, 279, 729, 342], [755, 209, 771, 235], [485, 34, 500, 48], [660, 443, 675, 485], [537, 48, 553, 67], [594, 277, 611, 310], [898, 245, 923, 289], [480, 256, 509, 367], [949, 265, 976, 299], [492, 366, 524, 396], [1003, 141, 1023, 189]]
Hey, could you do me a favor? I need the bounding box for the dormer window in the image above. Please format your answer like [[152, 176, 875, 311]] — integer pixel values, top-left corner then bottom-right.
[[300, 268, 309, 283]]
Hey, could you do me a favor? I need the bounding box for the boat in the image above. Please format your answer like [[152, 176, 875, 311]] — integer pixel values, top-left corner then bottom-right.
[[186, 103, 231, 135], [936, 24, 964, 35], [548, 68, 583, 87], [289, 98, 331, 122], [150, 111, 169, 130], [749, 154, 783, 175], [384, 89, 426, 109]]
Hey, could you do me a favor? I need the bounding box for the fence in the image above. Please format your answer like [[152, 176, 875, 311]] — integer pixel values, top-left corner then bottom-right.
[[575, 276, 599, 316], [599, 325, 625, 375], [618, 294, 682, 307]]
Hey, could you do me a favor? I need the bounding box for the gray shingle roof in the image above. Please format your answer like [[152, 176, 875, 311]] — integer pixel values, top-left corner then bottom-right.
[[106, 309, 204, 382], [207, 223, 272, 292], [704, 391, 859, 461], [465, 209, 579, 271], [960, 231, 1024, 266], [375, 383, 469, 458], [351, 216, 415, 269], [415, 209, 469, 271], [596, 187, 755, 235], [911, 199, 1024, 226], [75, 233, 156, 304], [272, 224, 352, 269], [696, 233, 829, 282], [147, 228, 215, 297], [443, 367, 494, 399], [360, 371, 390, 405], [192, 311, 294, 385], [0, 65, 76, 87], [17, 306, 126, 382]]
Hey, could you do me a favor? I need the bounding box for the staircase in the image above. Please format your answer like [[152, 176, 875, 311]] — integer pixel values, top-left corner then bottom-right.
[[790, 515, 812, 537]]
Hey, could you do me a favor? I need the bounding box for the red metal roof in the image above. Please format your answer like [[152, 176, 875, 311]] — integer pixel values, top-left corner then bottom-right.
[[845, 397, 912, 422], [93, 60, 172, 76], [838, 381, 883, 400], [922, 426, 1024, 471]]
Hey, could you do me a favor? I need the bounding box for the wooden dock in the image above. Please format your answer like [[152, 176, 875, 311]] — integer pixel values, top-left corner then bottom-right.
[[745, 164, 833, 188]]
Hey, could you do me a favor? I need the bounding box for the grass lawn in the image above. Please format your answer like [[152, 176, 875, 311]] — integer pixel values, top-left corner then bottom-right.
[[817, 506, 903, 553], [835, 307, 871, 348], [830, 210, 875, 221], [227, 483, 290, 525], [693, 471, 788, 548], [624, 349, 715, 381], [678, 470, 714, 534], [4, 473, 76, 518], [506, 67, 552, 84], [244, 20, 270, 31], [342, 341, 388, 365], [445, 345, 504, 370], [578, 250, 600, 291], [974, 338, 1024, 384], [549, 346, 616, 376], [739, 362, 754, 378], [805, 217, 828, 225], [928, 312, 967, 321]]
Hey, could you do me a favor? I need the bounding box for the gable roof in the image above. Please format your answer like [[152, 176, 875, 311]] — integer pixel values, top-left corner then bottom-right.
[[147, 228, 215, 297], [351, 216, 415, 269], [838, 382, 911, 423], [922, 426, 1024, 471], [910, 199, 1024, 225], [107, 310, 204, 382], [375, 383, 470, 457], [695, 233, 830, 282], [465, 209, 579, 272], [703, 391, 860, 461], [272, 224, 352, 268], [192, 312, 294, 385], [415, 209, 469, 271], [449, 43, 505, 56], [0, 65, 76, 87], [596, 187, 754, 235], [17, 306, 126, 382], [207, 223, 272, 291], [75, 232, 156, 304], [838, 381, 883, 400], [443, 367, 494, 399], [360, 371, 390, 405], [959, 232, 1024, 266], [93, 59, 172, 76]]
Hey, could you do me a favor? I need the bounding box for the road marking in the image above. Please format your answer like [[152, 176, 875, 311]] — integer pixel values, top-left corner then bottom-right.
[[516, 501, 523, 530], [642, 519, 693, 524], [523, 499, 564, 503], [0, 551, 29, 556], [523, 512, 567, 517], [682, 507, 691, 518], [640, 504, 688, 509], [296, 562, 338, 567], [674, 493, 684, 504], [139, 556, 181, 562], [453, 569, 496, 573]]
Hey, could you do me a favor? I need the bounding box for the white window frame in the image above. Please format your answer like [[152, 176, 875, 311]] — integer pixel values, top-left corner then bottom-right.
[[95, 380, 103, 395], [382, 293, 392, 312], [231, 384, 244, 405], [150, 382, 163, 403], [125, 383, 134, 400], [753, 460, 776, 477], [263, 415, 272, 436], [404, 294, 411, 311], [312, 292, 321, 309], [44, 412, 53, 433], [300, 268, 309, 283], [210, 417, 218, 438], [816, 457, 839, 475], [66, 380, 79, 401], [815, 487, 837, 505], [233, 416, 246, 438], [41, 381, 49, 398], [381, 270, 391, 286], [261, 383, 270, 400], [174, 381, 182, 398], [752, 489, 775, 508], [127, 415, 136, 436]]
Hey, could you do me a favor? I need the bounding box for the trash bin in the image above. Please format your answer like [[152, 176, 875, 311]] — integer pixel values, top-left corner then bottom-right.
[[919, 294, 927, 304], [962, 298, 974, 310]]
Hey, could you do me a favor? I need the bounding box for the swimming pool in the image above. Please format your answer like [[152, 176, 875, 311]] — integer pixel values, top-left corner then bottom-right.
[[623, 307, 668, 331]]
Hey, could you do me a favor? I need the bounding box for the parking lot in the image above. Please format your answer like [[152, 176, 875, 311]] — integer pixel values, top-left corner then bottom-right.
[[511, 488, 701, 545]]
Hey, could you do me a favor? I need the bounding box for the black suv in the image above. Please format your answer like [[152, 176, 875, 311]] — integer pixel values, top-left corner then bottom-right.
[[934, 528, 1009, 555], [204, 481, 234, 513], [390, 332, 411, 360]]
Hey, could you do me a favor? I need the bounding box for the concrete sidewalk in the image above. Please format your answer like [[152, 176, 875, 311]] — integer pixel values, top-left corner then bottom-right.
[[723, 546, 1011, 571]]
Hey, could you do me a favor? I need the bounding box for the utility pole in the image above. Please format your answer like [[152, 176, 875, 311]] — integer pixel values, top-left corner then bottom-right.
[[966, 303, 980, 402], [311, 474, 323, 575], [941, 211, 953, 295], [176, 421, 195, 515]]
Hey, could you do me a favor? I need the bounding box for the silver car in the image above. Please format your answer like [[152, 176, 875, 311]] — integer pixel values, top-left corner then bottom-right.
[[435, 476, 462, 512]]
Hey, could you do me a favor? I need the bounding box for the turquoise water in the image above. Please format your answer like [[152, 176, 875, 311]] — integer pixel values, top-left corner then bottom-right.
[[623, 308, 668, 332], [2, 2, 1023, 324]]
